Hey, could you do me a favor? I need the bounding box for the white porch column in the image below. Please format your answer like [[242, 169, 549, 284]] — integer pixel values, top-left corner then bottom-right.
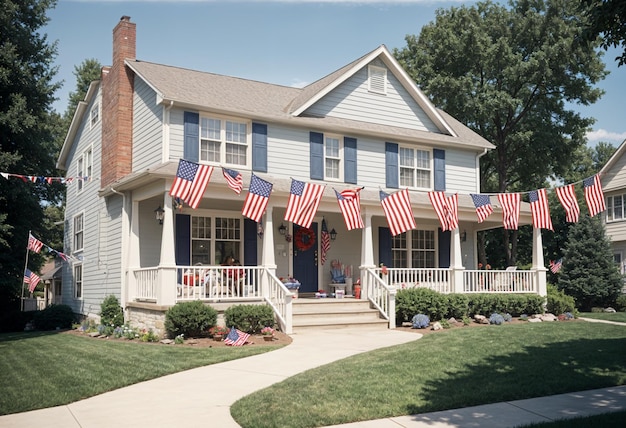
[[261, 205, 277, 297], [450, 228, 465, 294], [359, 208, 375, 299], [531, 226, 548, 300], [158, 194, 176, 306], [126, 198, 140, 306]]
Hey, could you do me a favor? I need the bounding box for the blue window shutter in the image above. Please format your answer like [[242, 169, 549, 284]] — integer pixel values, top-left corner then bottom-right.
[[344, 137, 357, 184], [183, 112, 199, 162], [243, 218, 258, 266], [378, 227, 392, 268], [252, 123, 267, 172], [385, 142, 398, 188], [175, 214, 191, 268], [434, 148, 446, 191], [438, 228, 451, 268], [310, 132, 324, 180]]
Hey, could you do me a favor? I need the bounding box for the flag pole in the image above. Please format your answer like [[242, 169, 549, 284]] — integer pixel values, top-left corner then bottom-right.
[[21, 231, 31, 312]]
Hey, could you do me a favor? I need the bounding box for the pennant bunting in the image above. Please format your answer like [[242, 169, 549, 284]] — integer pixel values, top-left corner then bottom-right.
[[284, 179, 325, 229], [222, 167, 243, 194], [242, 174, 273, 223], [555, 184, 580, 223], [27, 233, 44, 253], [320, 218, 330, 266], [24, 269, 41, 293], [583, 174, 606, 217], [470, 194, 494, 223], [380, 188, 416, 236], [335, 188, 364, 230], [529, 188, 553, 231], [169, 159, 214, 209], [497, 193, 521, 230]]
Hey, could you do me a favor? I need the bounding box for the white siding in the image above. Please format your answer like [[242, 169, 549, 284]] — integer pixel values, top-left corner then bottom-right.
[[267, 126, 310, 180], [446, 149, 479, 193], [133, 78, 163, 170], [603, 151, 626, 192], [606, 219, 626, 242], [168, 109, 185, 162], [304, 60, 441, 134], [139, 199, 162, 267]]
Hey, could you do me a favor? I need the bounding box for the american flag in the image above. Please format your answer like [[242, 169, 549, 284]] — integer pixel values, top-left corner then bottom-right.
[[27, 233, 44, 253], [470, 194, 494, 223], [335, 188, 364, 230], [284, 179, 325, 229], [242, 174, 273, 223], [583, 174, 606, 217], [497, 193, 521, 230], [222, 167, 243, 194], [550, 258, 563, 274], [380, 188, 416, 236], [428, 192, 458, 231], [24, 269, 41, 293], [224, 327, 250, 346], [555, 184, 580, 223], [529, 188, 553, 231], [169, 159, 214, 209], [320, 218, 330, 266]]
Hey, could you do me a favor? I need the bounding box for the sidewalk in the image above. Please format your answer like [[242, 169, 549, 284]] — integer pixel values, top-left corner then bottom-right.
[[1, 324, 624, 428]]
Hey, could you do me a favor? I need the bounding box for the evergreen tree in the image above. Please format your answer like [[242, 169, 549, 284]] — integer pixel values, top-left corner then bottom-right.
[[557, 215, 623, 311]]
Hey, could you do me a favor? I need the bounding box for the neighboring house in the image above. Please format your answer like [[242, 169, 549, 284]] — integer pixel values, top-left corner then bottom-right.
[[600, 139, 626, 287], [57, 16, 546, 334]]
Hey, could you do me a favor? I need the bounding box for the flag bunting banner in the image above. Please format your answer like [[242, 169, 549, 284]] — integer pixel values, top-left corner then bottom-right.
[[380, 188, 416, 236], [1, 171, 92, 185], [529, 188, 553, 231], [497, 193, 521, 230], [555, 184, 580, 223], [169, 159, 214, 209], [428, 192, 458, 231], [242, 174, 273, 223], [335, 188, 364, 230], [222, 167, 243, 194], [583, 174, 606, 217], [470, 193, 493, 223], [284, 179, 325, 229], [27, 233, 44, 253]]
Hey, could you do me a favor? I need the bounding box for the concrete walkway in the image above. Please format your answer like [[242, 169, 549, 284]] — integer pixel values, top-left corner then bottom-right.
[[1, 321, 625, 428]]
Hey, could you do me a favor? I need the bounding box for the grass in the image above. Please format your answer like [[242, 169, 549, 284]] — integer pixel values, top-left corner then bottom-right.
[[579, 311, 626, 323], [517, 410, 626, 427], [0, 330, 278, 415], [231, 322, 626, 428]]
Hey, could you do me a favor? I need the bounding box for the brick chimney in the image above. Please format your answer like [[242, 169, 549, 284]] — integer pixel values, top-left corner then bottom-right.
[[101, 16, 136, 188]]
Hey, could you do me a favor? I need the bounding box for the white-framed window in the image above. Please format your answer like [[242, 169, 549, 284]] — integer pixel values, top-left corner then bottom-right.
[[76, 148, 92, 192], [391, 229, 436, 268], [73, 213, 84, 253], [607, 194, 625, 222], [399, 146, 431, 189], [90, 103, 99, 128], [77, 156, 84, 192], [74, 264, 83, 299], [200, 116, 248, 167], [368, 65, 387, 95], [85, 147, 92, 179], [325, 135, 342, 180], [191, 215, 241, 265]]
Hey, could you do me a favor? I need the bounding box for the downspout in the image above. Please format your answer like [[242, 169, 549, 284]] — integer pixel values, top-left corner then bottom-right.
[[475, 148, 488, 192], [162, 100, 174, 163]]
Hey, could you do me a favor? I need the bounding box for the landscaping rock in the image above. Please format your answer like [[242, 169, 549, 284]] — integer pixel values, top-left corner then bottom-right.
[[88, 332, 101, 337], [604, 307, 616, 313], [432, 322, 443, 331], [528, 318, 542, 323], [540, 313, 557, 322], [160, 339, 174, 345]]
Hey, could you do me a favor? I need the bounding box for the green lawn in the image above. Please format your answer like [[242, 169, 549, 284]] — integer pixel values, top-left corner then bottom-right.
[[579, 311, 626, 323], [231, 322, 626, 428], [0, 330, 277, 415]]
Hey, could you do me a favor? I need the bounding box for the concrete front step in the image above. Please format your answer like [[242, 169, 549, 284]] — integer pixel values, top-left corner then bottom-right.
[[292, 298, 389, 331]]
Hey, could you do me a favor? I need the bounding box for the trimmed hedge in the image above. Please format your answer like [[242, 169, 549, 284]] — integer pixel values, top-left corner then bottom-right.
[[164, 301, 217, 338], [224, 304, 275, 334], [33, 305, 75, 330], [547, 284, 576, 315]]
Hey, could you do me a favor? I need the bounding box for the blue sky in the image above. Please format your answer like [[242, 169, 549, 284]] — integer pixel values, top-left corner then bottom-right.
[[45, 0, 626, 146]]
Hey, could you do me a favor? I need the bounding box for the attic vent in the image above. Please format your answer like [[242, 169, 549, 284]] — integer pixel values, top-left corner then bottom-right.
[[368, 65, 387, 94]]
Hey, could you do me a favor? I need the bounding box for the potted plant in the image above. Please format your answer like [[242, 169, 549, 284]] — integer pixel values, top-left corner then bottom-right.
[[260, 326, 275, 341], [209, 325, 229, 341]]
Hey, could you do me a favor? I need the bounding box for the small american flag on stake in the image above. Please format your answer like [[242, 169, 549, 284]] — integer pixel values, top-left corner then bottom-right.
[[224, 327, 250, 346]]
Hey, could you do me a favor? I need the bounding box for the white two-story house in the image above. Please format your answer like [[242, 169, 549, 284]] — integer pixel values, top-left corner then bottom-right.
[[57, 16, 545, 334]]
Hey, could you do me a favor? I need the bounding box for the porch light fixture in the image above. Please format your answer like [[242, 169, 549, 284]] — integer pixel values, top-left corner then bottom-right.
[[461, 230, 467, 242], [330, 228, 338, 241], [278, 223, 286, 235], [154, 205, 165, 225]]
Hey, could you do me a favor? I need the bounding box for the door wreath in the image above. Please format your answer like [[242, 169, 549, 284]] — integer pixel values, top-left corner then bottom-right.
[[294, 227, 316, 252]]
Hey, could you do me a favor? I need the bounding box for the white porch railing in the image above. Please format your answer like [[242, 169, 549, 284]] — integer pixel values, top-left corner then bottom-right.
[[362, 268, 396, 329], [264, 271, 294, 334], [381, 267, 452, 294], [462, 269, 536, 293]]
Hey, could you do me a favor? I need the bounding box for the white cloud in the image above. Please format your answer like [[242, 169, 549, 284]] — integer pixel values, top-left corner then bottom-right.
[[586, 129, 626, 144]]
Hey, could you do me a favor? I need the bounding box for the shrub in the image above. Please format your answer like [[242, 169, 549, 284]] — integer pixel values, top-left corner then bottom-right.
[[446, 294, 470, 319], [164, 301, 217, 338], [502, 313, 512, 322], [0, 310, 36, 333], [489, 313, 505, 325], [547, 284, 576, 315], [33, 305, 75, 330], [100, 295, 124, 327], [396, 288, 448, 324], [224, 304, 275, 334], [615, 294, 626, 312], [411, 313, 430, 329], [468, 294, 543, 317]]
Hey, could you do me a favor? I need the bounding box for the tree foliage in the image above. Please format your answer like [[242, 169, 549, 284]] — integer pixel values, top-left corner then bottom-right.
[[580, 0, 626, 66], [394, 0, 607, 265], [557, 215, 623, 311], [64, 58, 101, 125]]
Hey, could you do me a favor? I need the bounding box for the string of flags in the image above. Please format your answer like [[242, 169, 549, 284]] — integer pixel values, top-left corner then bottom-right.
[[168, 159, 606, 239], [1, 172, 92, 185], [27, 232, 82, 263]]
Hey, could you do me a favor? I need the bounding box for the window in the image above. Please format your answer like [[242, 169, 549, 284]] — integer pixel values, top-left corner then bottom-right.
[[73, 213, 84, 253], [607, 194, 625, 221], [368, 65, 387, 94], [77, 156, 84, 192], [77, 148, 92, 192], [399, 147, 431, 189], [85, 148, 92, 180], [391, 229, 436, 268], [325, 136, 342, 180], [74, 264, 82, 299], [614, 253, 624, 275], [191, 216, 241, 265], [200, 116, 248, 166], [90, 103, 99, 128]]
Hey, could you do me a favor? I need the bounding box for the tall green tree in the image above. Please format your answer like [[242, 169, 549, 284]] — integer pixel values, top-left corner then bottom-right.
[[557, 215, 623, 310], [0, 0, 62, 310], [394, 0, 607, 265], [64, 58, 101, 125], [580, 0, 626, 66]]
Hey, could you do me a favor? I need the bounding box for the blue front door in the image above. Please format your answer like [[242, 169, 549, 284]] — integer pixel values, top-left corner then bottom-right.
[[293, 223, 319, 293]]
